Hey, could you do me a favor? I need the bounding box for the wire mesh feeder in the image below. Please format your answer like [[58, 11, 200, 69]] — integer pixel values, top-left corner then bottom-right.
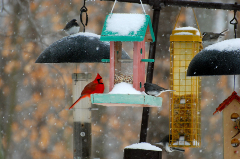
[[170, 94, 201, 147], [169, 26, 202, 148]]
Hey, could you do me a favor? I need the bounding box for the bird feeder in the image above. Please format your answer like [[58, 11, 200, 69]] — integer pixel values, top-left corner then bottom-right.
[[169, 26, 202, 147], [213, 91, 240, 159], [101, 13, 155, 91], [35, 32, 131, 159], [91, 13, 162, 107]]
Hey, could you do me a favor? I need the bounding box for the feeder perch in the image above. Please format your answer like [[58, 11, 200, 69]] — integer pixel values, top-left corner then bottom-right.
[[91, 13, 161, 108], [213, 91, 240, 159], [169, 27, 202, 148], [91, 94, 162, 107]]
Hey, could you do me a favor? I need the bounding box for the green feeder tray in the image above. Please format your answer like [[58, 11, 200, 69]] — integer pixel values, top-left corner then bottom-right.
[[91, 94, 162, 107]]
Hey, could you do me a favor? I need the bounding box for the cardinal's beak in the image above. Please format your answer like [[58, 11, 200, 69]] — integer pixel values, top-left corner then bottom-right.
[[99, 78, 103, 84]]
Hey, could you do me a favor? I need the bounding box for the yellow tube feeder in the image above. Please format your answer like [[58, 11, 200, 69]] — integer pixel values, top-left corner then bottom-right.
[[169, 26, 202, 148]]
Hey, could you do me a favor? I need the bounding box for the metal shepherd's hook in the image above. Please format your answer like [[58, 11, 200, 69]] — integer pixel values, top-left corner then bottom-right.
[[80, 0, 88, 32], [230, 9, 238, 91], [230, 9, 238, 39]]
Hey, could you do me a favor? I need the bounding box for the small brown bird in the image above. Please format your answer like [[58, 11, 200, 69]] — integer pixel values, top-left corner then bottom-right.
[[202, 29, 228, 44]]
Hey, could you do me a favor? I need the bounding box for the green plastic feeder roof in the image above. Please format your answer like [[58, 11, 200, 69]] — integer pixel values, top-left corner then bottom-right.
[[100, 14, 155, 42]]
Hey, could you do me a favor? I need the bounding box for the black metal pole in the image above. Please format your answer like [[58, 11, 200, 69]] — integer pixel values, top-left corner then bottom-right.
[[139, 3, 161, 142], [101, 0, 240, 11], [161, 0, 240, 11]]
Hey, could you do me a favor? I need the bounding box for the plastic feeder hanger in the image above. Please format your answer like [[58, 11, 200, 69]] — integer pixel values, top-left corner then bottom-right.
[[169, 8, 202, 148]]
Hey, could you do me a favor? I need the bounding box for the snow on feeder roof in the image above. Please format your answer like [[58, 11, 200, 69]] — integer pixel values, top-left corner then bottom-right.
[[170, 26, 202, 42], [100, 14, 155, 42], [187, 38, 240, 76], [174, 26, 200, 35], [125, 142, 162, 151], [124, 142, 162, 159], [35, 32, 130, 63]]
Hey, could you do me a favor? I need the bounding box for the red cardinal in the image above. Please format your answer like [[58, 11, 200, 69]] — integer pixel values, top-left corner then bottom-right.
[[69, 73, 104, 110]]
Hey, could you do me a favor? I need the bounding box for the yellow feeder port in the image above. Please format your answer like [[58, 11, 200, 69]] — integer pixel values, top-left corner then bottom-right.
[[169, 27, 202, 148]]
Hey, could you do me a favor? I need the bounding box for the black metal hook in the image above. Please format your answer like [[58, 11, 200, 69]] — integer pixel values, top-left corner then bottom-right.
[[230, 9, 238, 38], [80, 0, 88, 32]]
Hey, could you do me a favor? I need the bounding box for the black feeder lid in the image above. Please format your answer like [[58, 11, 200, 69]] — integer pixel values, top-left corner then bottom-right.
[[35, 32, 130, 63], [187, 38, 240, 76]]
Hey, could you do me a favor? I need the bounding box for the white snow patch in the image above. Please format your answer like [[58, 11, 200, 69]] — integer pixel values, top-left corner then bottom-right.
[[173, 136, 191, 146], [69, 32, 110, 46], [205, 38, 240, 51], [106, 14, 146, 36], [174, 32, 193, 35], [173, 141, 191, 146], [175, 26, 200, 35], [180, 99, 186, 104], [109, 82, 142, 94], [192, 139, 200, 146], [70, 32, 100, 38], [125, 142, 162, 151]]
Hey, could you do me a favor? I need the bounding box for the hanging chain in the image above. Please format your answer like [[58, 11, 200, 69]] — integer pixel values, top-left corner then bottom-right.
[[230, 10, 238, 91], [80, 0, 88, 32], [230, 10, 238, 39]]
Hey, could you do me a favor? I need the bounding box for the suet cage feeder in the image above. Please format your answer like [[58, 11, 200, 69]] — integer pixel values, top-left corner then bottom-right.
[[169, 26, 202, 147], [91, 13, 162, 107]]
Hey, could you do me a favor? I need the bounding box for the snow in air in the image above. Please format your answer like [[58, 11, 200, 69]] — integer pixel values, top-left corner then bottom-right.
[[108, 82, 142, 94], [125, 142, 162, 151], [106, 14, 146, 36], [175, 26, 200, 35], [205, 38, 240, 51]]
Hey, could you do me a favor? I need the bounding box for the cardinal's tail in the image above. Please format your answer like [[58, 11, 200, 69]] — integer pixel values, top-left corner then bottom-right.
[[69, 94, 90, 110]]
